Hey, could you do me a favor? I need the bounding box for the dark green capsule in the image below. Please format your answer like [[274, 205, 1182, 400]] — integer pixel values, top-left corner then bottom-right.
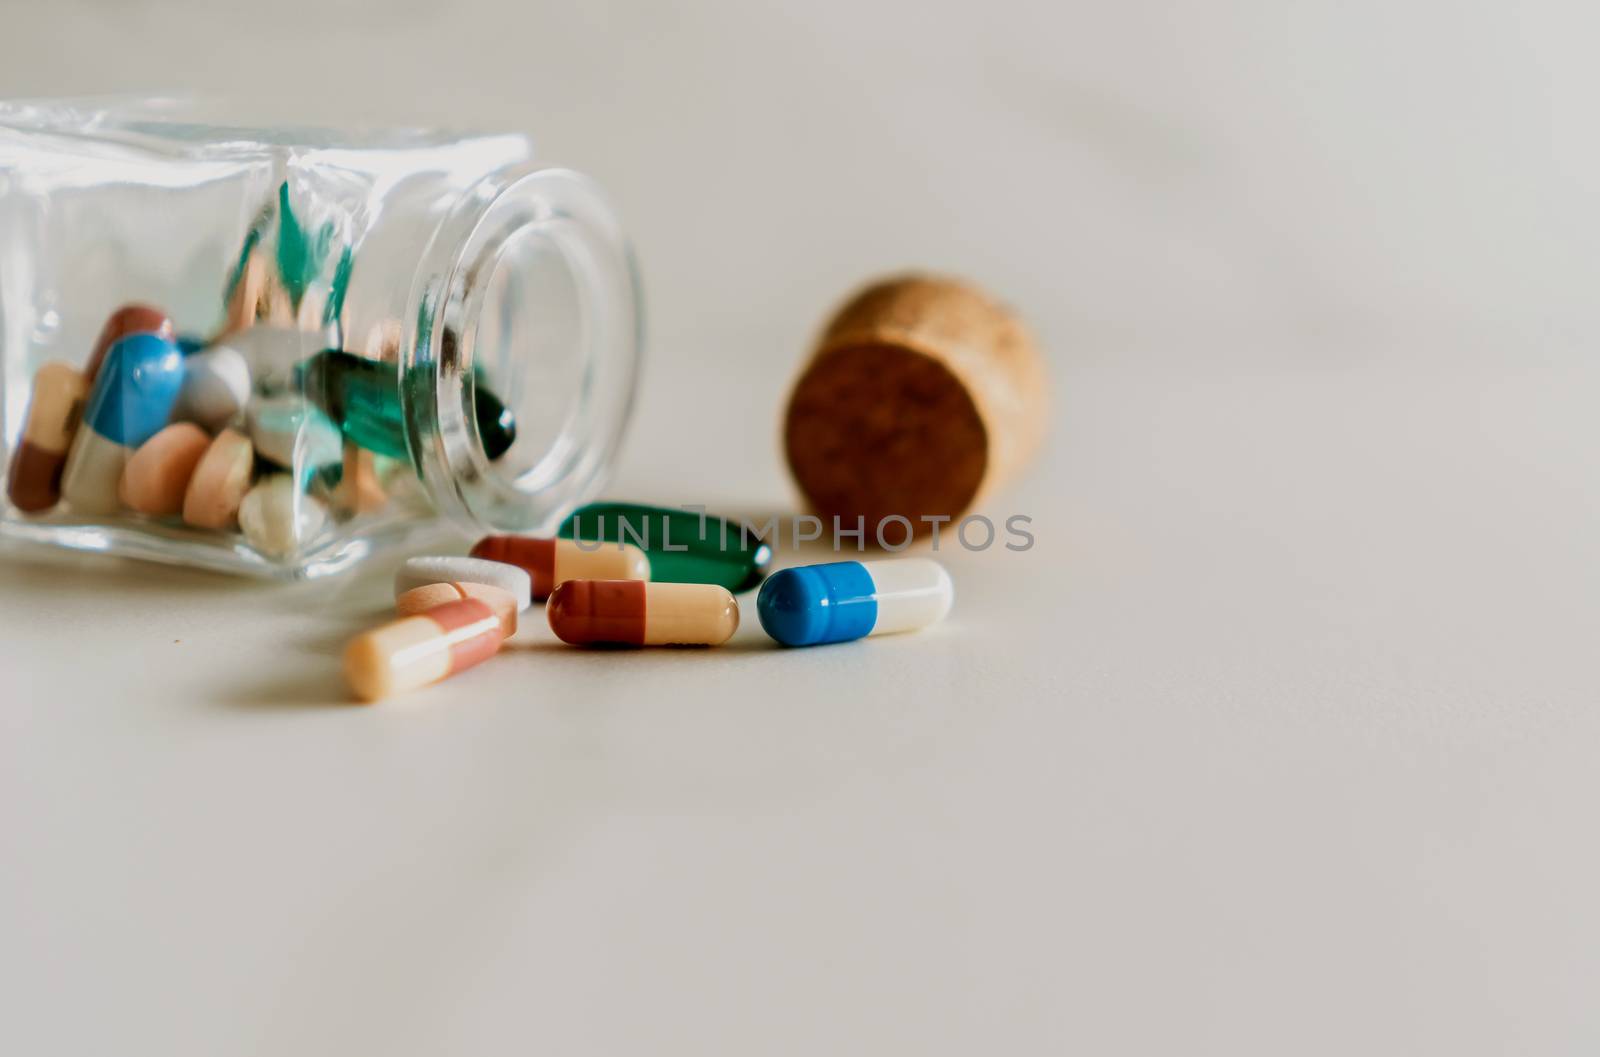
[[298, 349, 516, 461], [559, 502, 773, 592], [275, 181, 336, 307], [323, 244, 354, 326], [475, 386, 517, 456], [311, 459, 345, 491]]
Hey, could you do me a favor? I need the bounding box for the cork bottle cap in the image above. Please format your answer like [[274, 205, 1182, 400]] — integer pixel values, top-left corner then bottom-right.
[[783, 275, 1047, 537]]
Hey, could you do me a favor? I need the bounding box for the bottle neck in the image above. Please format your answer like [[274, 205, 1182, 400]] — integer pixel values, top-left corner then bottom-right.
[[405, 166, 642, 535]]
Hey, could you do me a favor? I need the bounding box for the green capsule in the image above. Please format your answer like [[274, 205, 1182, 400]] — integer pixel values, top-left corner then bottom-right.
[[311, 459, 345, 491], [299, 349, 517, 461], [559, 502, 773, 592], [275, 181, 336, 307], [323, 244, 354, 326], [474, 386, 517, 456]]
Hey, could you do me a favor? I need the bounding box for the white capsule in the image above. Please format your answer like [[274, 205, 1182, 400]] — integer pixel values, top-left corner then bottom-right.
[[173, 343, 252, 432], [858, 558, 954, 635]]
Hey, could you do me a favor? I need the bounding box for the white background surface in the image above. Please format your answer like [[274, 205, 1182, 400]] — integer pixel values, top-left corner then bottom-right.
[[3, 1, 1599, 1053]]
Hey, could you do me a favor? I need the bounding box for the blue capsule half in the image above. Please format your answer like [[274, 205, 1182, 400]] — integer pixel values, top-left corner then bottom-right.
[[82, 332, 185, 448]]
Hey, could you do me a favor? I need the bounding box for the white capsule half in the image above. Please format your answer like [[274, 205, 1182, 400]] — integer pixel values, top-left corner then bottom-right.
[[61, 429, 133, 515], [858, 558, 954, 635]]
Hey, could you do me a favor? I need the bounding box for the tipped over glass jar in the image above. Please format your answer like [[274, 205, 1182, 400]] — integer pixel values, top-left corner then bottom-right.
[[0, 98, 642, 577]]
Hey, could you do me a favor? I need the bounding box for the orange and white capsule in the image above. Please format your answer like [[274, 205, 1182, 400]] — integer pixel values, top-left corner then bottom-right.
[[471, 536, 650, 600], [344, 597, 506, 702], [546, 580, 739, 647], [396, 581, 519, 638]]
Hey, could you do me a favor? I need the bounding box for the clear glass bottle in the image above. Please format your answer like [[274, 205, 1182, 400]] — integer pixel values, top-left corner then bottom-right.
[[0, 98, 641, 577]]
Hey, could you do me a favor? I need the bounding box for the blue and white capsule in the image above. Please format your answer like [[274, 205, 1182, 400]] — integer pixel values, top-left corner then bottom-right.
[[757, 558, 953, 647], [60, 332, 185, 514]]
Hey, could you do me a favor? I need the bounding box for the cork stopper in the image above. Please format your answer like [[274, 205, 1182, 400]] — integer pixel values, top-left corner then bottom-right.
[[783, 275, 1047, 538]]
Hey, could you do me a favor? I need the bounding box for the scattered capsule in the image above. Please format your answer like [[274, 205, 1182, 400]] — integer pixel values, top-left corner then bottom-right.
[[344, 597, 506, 702], [547, 580, 739, 647], [85, 304, 174, 383], [394, 555, 533, 612], [119, 423, 211, 516], [397, 582, 519, 638], [7, 363, 88, 513], [559, 502, 772, 592], [757, 558, 953, 647], [60, 333, 185, 515], [470, 536, 650, 600]]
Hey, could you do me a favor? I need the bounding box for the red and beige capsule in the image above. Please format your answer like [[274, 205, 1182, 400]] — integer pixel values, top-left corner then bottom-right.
[[470, 536, 650, 600], [7, 363, 88, 513], [344, 597, 507, 702], [547, 580, 739, 647], [86, 303, 174, 382], [396, 581, 520, 638]]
